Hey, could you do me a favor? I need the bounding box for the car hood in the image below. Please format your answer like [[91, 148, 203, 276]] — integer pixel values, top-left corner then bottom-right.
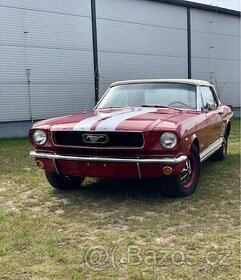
[[34, 108, 181, 132]]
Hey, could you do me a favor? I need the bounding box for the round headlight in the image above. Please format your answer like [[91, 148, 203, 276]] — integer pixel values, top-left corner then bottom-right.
[[160, 132, 178, 149], [33, 130, 47, 146]]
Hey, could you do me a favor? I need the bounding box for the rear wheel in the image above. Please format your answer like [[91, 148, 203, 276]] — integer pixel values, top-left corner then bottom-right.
[[212, 137, 227, 161], [45, 171, 85, 190], [162, 145, 200, 197]]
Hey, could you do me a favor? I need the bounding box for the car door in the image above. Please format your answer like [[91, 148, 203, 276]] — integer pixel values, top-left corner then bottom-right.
[[200, 86, 223, 147]]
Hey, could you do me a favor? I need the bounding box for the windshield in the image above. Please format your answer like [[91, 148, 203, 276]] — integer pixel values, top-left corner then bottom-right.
[[97, 83, 197, 110]]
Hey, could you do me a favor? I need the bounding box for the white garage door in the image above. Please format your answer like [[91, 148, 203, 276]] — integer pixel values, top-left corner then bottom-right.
[[191, 9, 240, 107], [96, 0, 188, 96], [0, 0, 95, 122]]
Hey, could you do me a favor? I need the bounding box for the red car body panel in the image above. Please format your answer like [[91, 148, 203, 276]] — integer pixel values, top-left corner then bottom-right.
[[29, 80, 234, 180]]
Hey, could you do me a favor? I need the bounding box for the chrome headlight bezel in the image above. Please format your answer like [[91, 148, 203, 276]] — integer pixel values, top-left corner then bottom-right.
[[159, 132, 178, 149], [32, 130, 47, 146]]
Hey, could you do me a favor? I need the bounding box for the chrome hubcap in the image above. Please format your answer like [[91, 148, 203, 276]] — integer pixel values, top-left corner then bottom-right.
[[180, 158, 192, 184]]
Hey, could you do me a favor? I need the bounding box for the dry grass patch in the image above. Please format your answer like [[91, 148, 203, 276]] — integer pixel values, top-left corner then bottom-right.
[[0, 119, 240, 279]]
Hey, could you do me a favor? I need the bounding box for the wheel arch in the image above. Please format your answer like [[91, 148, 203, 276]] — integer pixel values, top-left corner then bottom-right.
[[187, 134, 200, 154], [226, 121, 231, 137], [192, 138, 200, 153]]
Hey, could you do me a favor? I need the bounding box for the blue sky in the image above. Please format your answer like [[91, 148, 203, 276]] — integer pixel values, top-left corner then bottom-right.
[[188, 0, 240, 11]]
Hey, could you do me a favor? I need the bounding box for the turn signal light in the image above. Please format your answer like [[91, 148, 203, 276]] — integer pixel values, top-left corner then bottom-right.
[[163, 166, 173, 176], [36, 160, 44, 169]]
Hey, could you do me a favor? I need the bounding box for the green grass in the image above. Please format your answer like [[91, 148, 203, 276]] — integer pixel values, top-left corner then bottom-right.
[[0, 119, 240, 280]]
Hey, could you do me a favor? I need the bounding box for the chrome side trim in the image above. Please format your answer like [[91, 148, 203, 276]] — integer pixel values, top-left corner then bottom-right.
[[29, 151, 187, 165], [200, 138, 223, 163]]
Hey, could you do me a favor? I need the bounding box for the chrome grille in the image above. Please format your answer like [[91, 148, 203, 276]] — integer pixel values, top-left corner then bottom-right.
[[53, 131, 144, 148]]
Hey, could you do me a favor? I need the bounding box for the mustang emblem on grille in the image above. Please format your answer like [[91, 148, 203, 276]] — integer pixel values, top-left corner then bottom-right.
[[82, 134, 109, 144]]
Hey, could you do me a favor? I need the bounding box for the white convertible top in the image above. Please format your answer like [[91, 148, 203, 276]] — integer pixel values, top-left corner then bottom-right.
[[110, 79, 212, 87]]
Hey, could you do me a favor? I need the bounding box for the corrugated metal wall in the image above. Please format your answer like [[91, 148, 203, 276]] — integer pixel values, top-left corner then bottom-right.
[[0, 0, 240, 137], [191, 9, 240, 108], [0, 0, 95, 122], [96, 0, 188, 96]]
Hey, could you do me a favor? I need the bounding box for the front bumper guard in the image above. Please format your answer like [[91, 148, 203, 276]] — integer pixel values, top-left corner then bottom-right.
[[29, 151, 187, 164], [29, 151, 187, 179]]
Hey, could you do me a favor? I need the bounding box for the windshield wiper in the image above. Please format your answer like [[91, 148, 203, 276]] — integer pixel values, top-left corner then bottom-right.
[[98, 106, 123, 109], [141, 105, 182, 111]]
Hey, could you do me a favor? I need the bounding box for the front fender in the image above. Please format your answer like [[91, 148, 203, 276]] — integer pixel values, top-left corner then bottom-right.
[[180, 133, 199, 156]]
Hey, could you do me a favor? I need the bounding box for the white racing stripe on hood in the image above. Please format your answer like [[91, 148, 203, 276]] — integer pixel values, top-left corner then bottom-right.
[[95, 108, 156, 131], [73, 108, 135, 131], [73, 115, 103, 131]]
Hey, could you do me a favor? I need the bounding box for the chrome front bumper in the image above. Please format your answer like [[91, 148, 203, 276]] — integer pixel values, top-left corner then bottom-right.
[[29, 151, 187, 164]]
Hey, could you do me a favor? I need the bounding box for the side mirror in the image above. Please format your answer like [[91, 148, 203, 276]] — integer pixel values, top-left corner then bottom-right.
[[201, 107, 208, 113]]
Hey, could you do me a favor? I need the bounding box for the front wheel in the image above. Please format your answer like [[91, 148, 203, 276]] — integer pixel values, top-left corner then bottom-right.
[[45, 171, 85, 190], [162, 145, 200, 197]]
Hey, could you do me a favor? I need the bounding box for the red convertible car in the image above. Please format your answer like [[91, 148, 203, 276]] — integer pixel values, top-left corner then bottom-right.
[[29, 79, 233, 197]]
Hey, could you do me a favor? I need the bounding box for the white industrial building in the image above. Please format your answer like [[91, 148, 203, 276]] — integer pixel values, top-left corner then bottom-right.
[[0, 0, 240, 138]]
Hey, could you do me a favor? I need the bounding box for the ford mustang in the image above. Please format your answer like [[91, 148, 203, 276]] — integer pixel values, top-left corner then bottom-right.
[[29, 79, 233, 197]]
